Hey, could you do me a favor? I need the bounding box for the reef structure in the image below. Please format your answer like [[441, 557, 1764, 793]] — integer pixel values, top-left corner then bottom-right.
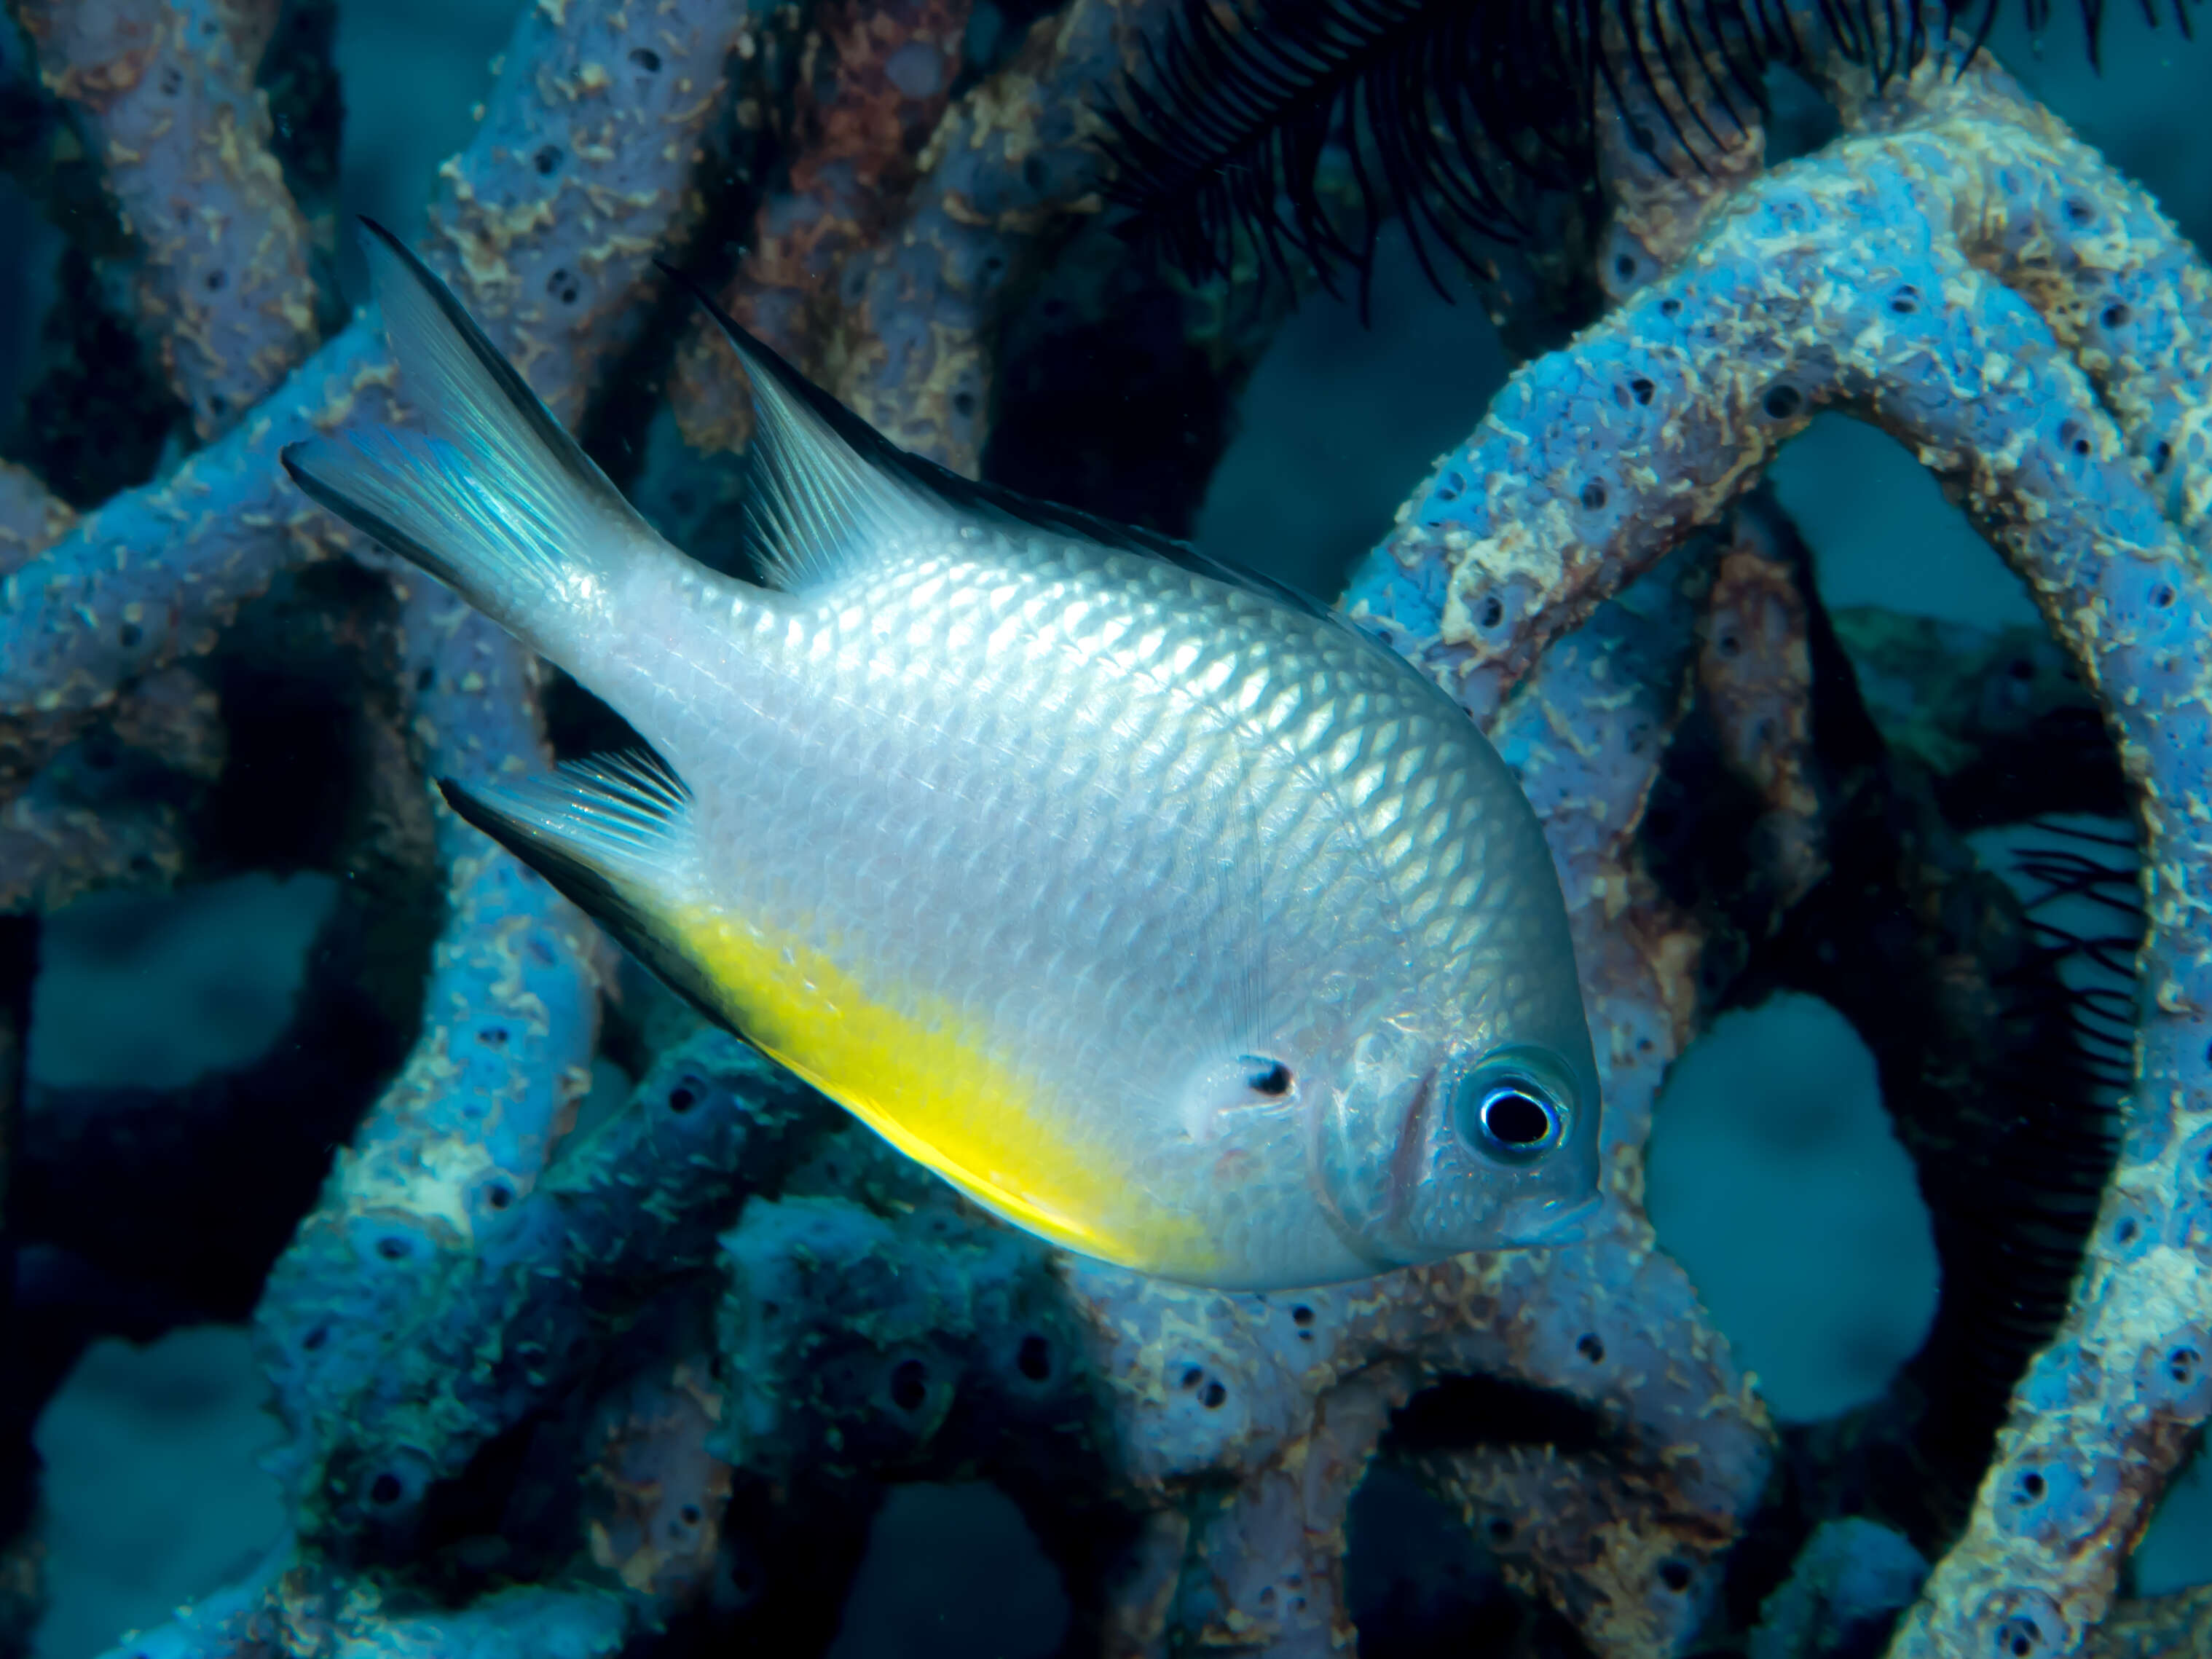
[[0, 0, 2204, 1657]]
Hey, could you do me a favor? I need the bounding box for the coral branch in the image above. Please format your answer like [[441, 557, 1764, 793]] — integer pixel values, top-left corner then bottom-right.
[[1396, 543, 1764, 1659], [0, 0, 755, 792], [1835, 70, 2212, 567], [15, 0, 321, 439], [665, 0, 976, 448], [1868, 235, 2212, 1659], [288, 1025, 830, 1560], [0, 463, 74, 577], [253, 585, 602, 1492], [1346, 44, 2212, 1657], [1169, 1377, 1398, 1657], [2082, 1585, 2212, 1658], [0, 321, 379, 791], [828, 0, 1178, 472], [664, 0, 1185, 485], [52, 11, 774, 1650], [1645, 496, 2129, 1546], [0, 664, 220, 913], [98, 1543, 641, 1659], [1340, 60, 2210, 727], [1698, 509, 1826, 916]]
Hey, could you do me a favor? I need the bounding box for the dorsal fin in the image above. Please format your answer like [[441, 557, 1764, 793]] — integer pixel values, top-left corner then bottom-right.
[[653, 264, 1476, 725], [651, 269, 939, 592], [656, 261, 1360, 631]]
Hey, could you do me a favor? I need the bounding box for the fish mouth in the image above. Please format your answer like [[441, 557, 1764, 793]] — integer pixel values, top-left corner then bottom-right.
[[1496, 1189, 1603, 1248]]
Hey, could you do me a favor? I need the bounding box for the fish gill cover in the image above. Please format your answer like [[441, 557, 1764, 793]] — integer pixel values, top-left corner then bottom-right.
[[0, 0, 2207, 1657]]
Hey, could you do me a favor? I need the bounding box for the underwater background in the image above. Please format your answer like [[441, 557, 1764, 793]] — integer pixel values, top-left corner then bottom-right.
[[3, 1, 2211, 1655]]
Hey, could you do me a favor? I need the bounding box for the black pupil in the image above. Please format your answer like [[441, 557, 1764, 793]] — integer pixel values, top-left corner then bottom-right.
[[1482, 1089, 1554, 1148], [1245, 1059, 1292, 1095]]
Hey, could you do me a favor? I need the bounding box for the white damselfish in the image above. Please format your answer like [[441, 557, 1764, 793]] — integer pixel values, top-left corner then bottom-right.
[[282, 220, 1602, 1290]]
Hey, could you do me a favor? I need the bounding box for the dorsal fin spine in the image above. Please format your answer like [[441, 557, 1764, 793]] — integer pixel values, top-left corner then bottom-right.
[[651, 259, 1463, 721]]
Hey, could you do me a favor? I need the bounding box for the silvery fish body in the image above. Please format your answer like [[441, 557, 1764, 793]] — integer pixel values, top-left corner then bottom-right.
[[283, 224, 1603, 1290]]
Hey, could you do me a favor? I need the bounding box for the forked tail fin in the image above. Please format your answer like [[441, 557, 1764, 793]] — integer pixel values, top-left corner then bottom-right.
[[280, 218, 669, 639]]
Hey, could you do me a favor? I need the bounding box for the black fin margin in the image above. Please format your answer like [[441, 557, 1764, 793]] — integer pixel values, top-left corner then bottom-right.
[[283, 218, 650, 599], [658, 261, 1479, 722], [355, 216, 638, 525], [436, 774, 738, 1038], [278, 437, 457, 586], [653, 259, 1358, 630]]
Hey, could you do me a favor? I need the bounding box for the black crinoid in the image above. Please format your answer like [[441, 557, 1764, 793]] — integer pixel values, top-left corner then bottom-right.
[[1096, 0, 2198, 305]]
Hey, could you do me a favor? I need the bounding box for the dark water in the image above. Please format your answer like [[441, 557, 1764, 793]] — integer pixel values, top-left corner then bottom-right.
[[7, 1, 2211, 1655]]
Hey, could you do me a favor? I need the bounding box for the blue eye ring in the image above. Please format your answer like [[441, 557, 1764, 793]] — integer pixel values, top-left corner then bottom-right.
[[1451, 1047, 1573, 1164]]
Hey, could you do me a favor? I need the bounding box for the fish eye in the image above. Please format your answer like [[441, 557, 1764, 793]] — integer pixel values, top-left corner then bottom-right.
[[1242, 1057, 1293, 1097], [1451, 1047, 1572, 1164], [1477, 1087, 1557, 1150]]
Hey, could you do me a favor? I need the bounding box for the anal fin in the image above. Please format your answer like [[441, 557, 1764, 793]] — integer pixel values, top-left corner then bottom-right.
[[438, 752, 731, 1028]]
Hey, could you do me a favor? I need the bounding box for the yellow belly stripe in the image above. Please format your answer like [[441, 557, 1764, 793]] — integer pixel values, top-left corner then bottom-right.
[[666, 902, 1208, 1270]]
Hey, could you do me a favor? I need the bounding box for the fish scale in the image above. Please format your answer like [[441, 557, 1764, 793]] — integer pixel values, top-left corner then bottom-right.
[[282, 221, 1605, 1289]]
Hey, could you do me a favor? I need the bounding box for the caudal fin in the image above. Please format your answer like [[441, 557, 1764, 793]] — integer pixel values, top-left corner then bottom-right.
[[280, 218, 662, 632]]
